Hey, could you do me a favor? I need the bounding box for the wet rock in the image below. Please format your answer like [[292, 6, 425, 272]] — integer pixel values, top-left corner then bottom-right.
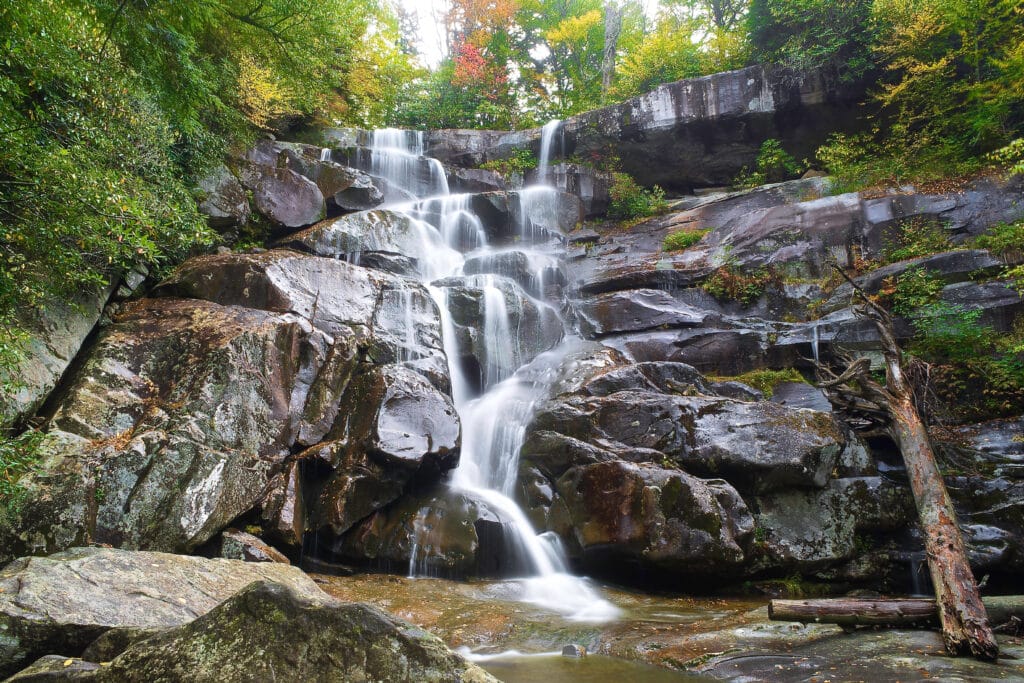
[[462, 250, 567, 299], [552, 461, 754, 577], [541, 163, 612, 218], [576, 289, 714, 337], [940, 279, 1024, 332], [0, 298, 342, 559], [446, 166, 507, 193], [561, 644, 588, 658], [305, 365, 462, 537], [528, 391, 845, 493], [93, 581, 497, 682], [0, 547, 323, 678], [219, 528, 290, 564], [237, 160, 326, 233], [258, 141, 385, 211], [338, 488, 524, 578], [436, 275, 564, 388], [605, 327, 784, 375], [948, 476, 1024, 572], [195, 164, 250, 233], [578, 361, 714, 397], [276, 210, 456, 278]]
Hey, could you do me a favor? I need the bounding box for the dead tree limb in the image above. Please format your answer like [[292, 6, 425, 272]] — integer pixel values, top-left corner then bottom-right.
[[814, 265, 998, 661], [770, 596, 1024, 630]]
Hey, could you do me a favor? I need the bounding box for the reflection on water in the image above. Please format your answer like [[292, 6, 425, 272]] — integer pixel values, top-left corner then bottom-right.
[[471, 651, 706, 683]]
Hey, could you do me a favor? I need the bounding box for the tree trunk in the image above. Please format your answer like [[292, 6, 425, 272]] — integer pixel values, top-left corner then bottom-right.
[[770, 596, 1024, 629], [601, 2, 622, 97], [815, 269, 999, 660]]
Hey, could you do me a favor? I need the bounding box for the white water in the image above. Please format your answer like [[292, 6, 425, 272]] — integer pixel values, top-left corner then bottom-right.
[[537, 120, 562, 185], [362, 128, 617, 621]]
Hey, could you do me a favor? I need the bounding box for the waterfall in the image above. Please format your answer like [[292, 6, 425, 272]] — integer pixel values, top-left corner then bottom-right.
[[537, 119, 562, 185], [364, 127, 616, 621]]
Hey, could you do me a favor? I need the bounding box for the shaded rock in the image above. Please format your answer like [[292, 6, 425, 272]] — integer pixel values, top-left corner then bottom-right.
[[939, 279, 1024, 332], [552, 461, 754, 577], [0, 298, 341, 559], [0, 547, 323, 677], [605, 327, 784, 375], [258, 461, 306, 549], [237, 160, 325, 233], [195, 165, 250, 233], [769, 382, 832, 412], [94, 581, 497, 682], [542, 163, 612, 218], [576, 289, 714, 338], [304, 364, 462, 537], [81, 628, 165, 663], [219, 528, 290, 564], [578, 361, 714, 397]]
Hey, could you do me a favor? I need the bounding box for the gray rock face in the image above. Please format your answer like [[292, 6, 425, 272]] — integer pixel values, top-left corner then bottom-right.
[[428, 66, 865, 192], [0, 285, 113, 429], [196, 165, 250, 232], [237, 160, 326, 233], [90, 581, 498, 683], [446, 166, 507, 193], [0, 547, 323, 678], [537, 163, 612, 218], [576, 289, 714, 338], [1, 298, 339, 559], [462, 250, 566, 299]]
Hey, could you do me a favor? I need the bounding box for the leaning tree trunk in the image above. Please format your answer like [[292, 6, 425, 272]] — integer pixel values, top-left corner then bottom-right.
[[817, 268, 998, 660], [601, 2, 622, 98]]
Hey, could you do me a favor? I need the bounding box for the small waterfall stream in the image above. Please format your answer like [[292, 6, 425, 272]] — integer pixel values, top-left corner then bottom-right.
[[349, 123, 617, 621]]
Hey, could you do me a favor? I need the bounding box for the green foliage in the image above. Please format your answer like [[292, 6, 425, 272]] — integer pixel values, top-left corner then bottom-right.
[[881, 217, 953, 262], [734, 139, 802, 188], [479, 149, 538, 175], [663, 228, 711, 252], [974, 220, 1024, 259], [748, 0, 876, 82], [608, 172, 667, 219], [715, 368, 808, 398], [989, 139, 1024, 176], [702, 266, 780, 305], [0, 429, 44, 515], [882, 267, 944, 316]]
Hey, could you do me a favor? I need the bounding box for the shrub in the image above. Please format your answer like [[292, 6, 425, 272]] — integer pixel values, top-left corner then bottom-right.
[[663, 228, 711, 252], [0, 429, 45, 517], [702, 266, 780, 305], [734, 139, 802, 189], [480, 148, 537, 175], [974, 220, 1024, 261], [880, 267, 944, 316], [988, 139, 1024, 176], [881, 217, 953, 262], [608, 172, 668, 219]]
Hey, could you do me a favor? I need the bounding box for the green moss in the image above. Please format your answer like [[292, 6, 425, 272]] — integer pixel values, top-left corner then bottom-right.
[[662, 228, 710, 252], [0, 429, 45, 516], [710, 368, 807, 398]]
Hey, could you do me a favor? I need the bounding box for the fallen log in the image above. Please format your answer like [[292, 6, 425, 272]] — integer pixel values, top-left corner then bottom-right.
[[814, 266, 999, 660], [770, 596, 1024, 629]]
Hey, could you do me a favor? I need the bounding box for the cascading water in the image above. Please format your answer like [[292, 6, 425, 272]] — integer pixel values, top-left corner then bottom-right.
[[537, 120, 562, 185], [359, 125, 617, 621]]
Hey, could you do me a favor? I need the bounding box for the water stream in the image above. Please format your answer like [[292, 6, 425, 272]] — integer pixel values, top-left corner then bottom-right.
[[349, 123, 617, 621]]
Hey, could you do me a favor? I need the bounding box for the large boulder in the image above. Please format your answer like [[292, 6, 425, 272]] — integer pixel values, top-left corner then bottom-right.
[[550, 460, 754, 578], [0, 547, 323, 678], [575, 289, 715, 338], [0, 298, 344, 560], [337, 487, 525, 578], [90, 581, 497, 682], [236, 160, 326, 233]]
